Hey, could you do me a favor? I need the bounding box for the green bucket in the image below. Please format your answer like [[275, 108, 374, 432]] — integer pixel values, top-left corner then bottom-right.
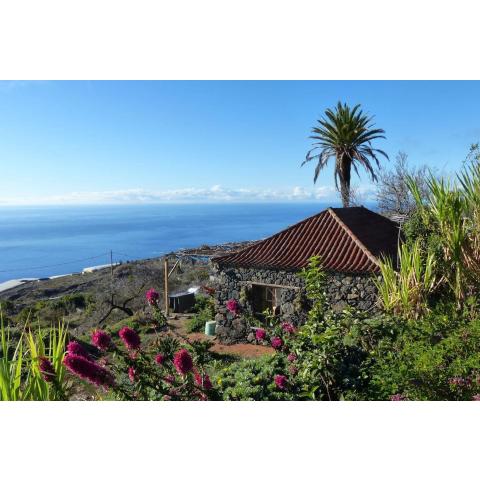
[[204, 321, 217, 336]]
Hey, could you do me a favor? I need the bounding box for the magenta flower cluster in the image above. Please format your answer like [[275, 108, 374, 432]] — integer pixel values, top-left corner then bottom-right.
[[173, 349, 193, 375], [287, 353, 297, 362], [38, 356, 55, 383], [226, 299, 240, 314], [448, 376, 471, 387], [281, 322, 296, 334], [63, 353, 114, 387], [91, 330, 112, 351], [128, 367, 136, 383], [146, 288, 160, 306], [390, 393, 407, 401], [274, 374, 288, 390], [194, 370, 213, 390], [155, 353, 165, 365], [119, 326, 141, 351], [271, 337, 283, 350], [67, 341, 89, 358], [255, 328, 266, 341]]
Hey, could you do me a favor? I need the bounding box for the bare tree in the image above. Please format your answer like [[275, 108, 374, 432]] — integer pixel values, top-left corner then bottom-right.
[[376, 151, 430, 221]]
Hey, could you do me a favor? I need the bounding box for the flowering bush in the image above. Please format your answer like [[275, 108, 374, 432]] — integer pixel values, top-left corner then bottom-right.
[[58, 290, 219, 401]]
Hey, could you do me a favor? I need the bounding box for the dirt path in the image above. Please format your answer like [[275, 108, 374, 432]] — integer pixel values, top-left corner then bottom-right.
[[167, 314, 274, 359]]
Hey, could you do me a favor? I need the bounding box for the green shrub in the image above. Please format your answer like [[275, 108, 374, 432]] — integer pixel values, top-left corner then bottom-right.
[[186, 296, 214, 333], [215, 354, 292, 400], [366, 306, 480, 401]]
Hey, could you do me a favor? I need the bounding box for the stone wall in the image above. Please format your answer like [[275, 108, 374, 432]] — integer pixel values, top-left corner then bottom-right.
[[212, 265, 380, 344]]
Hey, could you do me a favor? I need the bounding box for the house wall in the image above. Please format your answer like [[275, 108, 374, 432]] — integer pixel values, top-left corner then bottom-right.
[[212, 265, 380, 344]]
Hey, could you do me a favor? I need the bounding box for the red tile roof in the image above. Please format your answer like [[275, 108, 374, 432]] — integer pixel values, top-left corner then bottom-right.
[[213, 207, 400, 273]]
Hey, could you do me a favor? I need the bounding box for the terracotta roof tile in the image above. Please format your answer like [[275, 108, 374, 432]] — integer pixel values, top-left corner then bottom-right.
[[213, 207, 400, 273]]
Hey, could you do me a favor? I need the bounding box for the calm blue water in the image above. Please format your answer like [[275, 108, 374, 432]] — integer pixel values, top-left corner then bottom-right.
[[0, 203, 341, 282]]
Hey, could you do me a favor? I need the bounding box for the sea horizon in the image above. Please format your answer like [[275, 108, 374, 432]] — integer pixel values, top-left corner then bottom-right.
[[0, 201, 376, 284]]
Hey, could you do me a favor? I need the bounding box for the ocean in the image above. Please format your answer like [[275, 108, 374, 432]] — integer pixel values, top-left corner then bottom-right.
[[0, 203, 343, 283]]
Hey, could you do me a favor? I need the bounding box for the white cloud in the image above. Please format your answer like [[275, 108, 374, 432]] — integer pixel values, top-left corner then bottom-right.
[[0, 185, 347, 206]]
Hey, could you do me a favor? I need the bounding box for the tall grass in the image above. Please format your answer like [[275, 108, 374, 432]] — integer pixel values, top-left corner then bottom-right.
[[0, 310, 67, 400]]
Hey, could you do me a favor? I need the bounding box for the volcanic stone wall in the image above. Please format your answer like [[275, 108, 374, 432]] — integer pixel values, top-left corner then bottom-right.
[[212, 265, 379, 344]]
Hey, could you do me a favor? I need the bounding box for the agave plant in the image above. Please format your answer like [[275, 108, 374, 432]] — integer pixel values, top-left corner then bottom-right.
[[303, 102, 388, 207], [376, 241, 437, 319], [408, 161, 480, 305], [0, 317, 24, 400]]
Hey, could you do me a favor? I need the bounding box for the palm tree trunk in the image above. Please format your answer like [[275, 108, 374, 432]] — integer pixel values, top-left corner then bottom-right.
[[338, 155, 352, 207]]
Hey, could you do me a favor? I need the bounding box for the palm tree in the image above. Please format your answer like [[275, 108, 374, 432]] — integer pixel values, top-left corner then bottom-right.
[[303, 101, 388, 207]]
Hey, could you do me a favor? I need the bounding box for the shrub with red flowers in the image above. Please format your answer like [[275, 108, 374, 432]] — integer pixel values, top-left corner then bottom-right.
[[145, 288, 167, 328], [59, 289, 219, 401]]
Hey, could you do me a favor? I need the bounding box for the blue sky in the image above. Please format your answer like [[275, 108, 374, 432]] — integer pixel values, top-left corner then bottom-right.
[[0, 80, 479, 205]]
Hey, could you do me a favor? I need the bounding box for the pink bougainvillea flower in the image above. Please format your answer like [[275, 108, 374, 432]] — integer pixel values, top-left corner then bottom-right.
[[226, 299, 240, 314], [288, 365, 299, 376], [473, 394, 480, 401], [281, 322, 296, 334], [271, 337, 283, 350], [173, 349, 193, 375], [274, 374, 288, 390], [390, 393, 407, 401], [163, 395, 172, 401], [255, 328, 266, 341], [38, 356, 55, 383], [155, 353, 165, 365], [146, 288, 160, 306], [128, 367, 136, 383], [91, 329, 112, 351], [63, 354, 114, 388], [67, 341, 89, 358], [287, 353, 297, 362], [164, 374, 175, 384], [119, 326, 141, 351]]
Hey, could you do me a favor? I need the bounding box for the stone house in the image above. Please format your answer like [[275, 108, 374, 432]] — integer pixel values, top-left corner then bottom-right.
[[211, 206, 400, 343]]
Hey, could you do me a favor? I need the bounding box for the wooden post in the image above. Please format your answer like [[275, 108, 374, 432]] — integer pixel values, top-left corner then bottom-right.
[[164, 257, 169, 317]]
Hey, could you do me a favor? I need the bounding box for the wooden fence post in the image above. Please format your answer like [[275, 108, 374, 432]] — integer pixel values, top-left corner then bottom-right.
[[164, 257, 169, 317]]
